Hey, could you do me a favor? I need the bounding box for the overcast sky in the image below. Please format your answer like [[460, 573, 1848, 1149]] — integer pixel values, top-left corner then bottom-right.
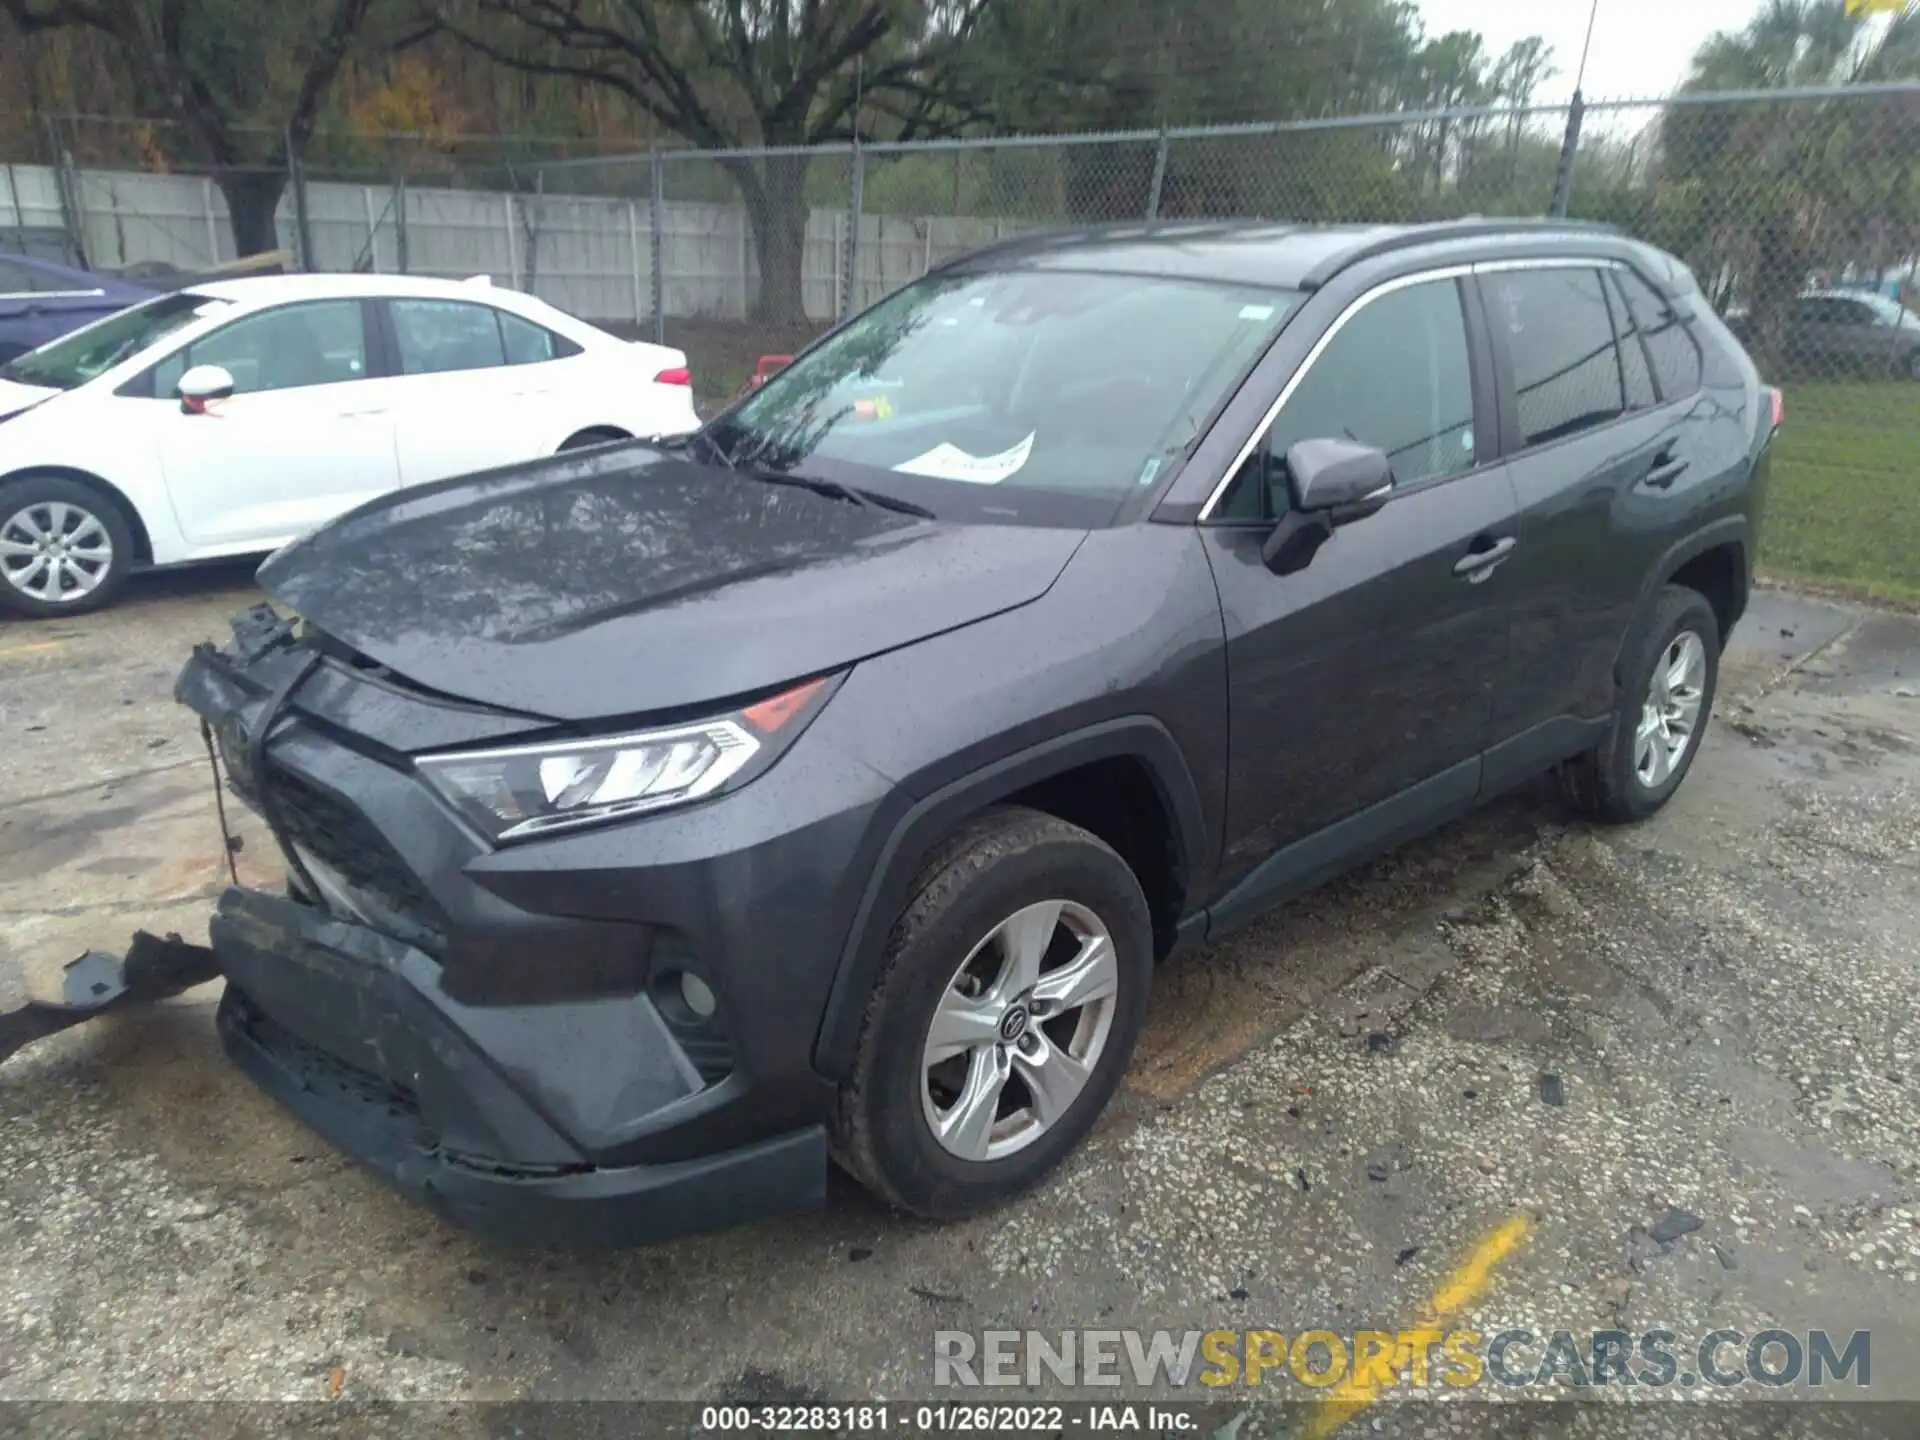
[[1413, 0, 1766, 101]]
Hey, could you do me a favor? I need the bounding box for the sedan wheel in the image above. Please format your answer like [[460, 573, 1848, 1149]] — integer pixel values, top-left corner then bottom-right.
[[922, 899, 1119, 1162], [0, 499, 116, 606]]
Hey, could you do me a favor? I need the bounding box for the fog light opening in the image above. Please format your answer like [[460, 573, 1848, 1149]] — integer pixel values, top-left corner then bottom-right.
[[679, 970, 718, 1020]]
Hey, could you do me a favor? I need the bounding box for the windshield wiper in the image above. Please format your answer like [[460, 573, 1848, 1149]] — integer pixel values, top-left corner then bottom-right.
[[738, 466, 935, 520], [652, 428, 736, 470]]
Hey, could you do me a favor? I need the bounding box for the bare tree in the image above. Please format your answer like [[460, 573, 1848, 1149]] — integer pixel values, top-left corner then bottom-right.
[[2, 0, 381, 255], [430, 0, 997, 325]]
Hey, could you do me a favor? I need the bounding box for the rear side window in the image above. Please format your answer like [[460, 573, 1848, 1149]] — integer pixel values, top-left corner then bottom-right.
[[1486, 267, 1624, 447], [391, 299, 508, 375], [1614, 268, 1702, 401]]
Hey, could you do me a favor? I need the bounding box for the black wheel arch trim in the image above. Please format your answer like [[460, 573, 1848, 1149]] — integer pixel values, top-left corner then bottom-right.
[[1615, 515, 1749, 686], [811, 715, 1210, 1079]]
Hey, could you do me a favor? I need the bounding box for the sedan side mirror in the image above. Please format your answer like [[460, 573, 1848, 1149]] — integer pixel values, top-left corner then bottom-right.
[[1260, 437, 1394, 575], [177, 364, 235, 415]]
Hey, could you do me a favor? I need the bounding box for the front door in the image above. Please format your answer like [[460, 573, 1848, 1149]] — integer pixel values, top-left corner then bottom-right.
[[153, 299, 399, 549], [1198, 272, 1521, 905]]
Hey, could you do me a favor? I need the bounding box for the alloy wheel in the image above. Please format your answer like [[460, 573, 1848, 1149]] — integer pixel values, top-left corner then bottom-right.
[[1635, 629, 1707, 788], [921, 898, 1119, 1162], [0, 500, 115, 605]]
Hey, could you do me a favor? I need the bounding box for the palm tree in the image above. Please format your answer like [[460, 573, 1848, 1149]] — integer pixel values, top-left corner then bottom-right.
[[1654, 0, 1920, 366]]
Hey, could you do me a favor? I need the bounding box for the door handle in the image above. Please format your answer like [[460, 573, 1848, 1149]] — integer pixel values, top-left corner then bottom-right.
[[338, 407, 388, 419], [1454, 534, 1516, 581], [1640, 449, 1689, 490]]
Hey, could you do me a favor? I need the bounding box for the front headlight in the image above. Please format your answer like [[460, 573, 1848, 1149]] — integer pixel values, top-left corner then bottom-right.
[[416, 675, 832, 843]]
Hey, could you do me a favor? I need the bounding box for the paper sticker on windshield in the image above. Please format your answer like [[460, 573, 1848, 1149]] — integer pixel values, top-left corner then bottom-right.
[[1238, 304, 1276, 321], [893, 433, 1035, 485]]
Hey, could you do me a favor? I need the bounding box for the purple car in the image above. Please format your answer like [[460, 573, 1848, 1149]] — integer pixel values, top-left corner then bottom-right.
[[0, 253, 154, 365]]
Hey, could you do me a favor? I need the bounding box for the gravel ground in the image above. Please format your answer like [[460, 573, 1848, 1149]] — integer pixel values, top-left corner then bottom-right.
[[2, 575, 1917, 1436]]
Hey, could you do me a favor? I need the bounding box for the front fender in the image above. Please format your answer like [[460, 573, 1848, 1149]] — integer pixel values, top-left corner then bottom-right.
[[810, 715, 1208, 1078]]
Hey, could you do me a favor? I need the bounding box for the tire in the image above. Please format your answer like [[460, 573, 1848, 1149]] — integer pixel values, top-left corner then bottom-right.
[[557, 427, 630, 453], [0, 475, 136, 619], [832, 806, 1153, 1219], [1560, 585, 1720, 824], [1904, 348, 1920, 382]]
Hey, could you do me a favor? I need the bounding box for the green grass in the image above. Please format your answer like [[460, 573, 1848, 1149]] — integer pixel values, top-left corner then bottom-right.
[[1762, 380, 1920, 607]]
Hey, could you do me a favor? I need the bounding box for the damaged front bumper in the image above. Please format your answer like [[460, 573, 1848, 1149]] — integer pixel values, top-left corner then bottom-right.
[[210, 886, 825, 1250], [4, 603, 837, 1249]]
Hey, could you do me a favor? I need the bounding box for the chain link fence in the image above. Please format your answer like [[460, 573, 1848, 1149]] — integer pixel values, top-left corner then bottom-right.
[[6, 83, 1917, 596]]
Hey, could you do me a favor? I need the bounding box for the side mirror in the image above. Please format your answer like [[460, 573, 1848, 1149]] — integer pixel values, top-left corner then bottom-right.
[[1260, 437, 1394, 575], [177, 364, 235, 415], [1287, 437, 1393, 515]]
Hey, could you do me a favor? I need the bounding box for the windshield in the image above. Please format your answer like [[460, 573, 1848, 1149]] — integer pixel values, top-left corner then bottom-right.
[[708, 269, 1298, 519], [0, 291, 223, 390]]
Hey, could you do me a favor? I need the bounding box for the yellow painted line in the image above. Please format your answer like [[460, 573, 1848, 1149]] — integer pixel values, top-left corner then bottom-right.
[[0, 639, 67, 660], [1304, 1213, 1530, 1439]]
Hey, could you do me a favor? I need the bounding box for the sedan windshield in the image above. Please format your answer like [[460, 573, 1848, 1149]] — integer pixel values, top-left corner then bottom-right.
[[708, 269, 1298, 518], [0, 291, 223, 390]]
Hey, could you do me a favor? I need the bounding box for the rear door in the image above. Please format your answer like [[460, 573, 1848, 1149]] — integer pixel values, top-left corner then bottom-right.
[[1197, 271, 1521, 905], [379, 297, 549, 485], [150, 298, 401, 549], [1474, 259, 1710, 786]]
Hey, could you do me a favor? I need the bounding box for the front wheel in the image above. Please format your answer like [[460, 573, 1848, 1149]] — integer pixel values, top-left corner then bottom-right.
[[1561, 585, 1720, 823], [832, 807, 1152, 1219], [0, 476, 135, 618]]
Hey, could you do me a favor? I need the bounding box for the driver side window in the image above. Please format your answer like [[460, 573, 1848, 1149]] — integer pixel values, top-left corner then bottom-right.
[[1216, 277, 1476, 520], [151, 300, 369, 397]]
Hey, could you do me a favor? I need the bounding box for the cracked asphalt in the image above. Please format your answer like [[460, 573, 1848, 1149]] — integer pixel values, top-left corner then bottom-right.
[[2, 568, 1918, 1435]]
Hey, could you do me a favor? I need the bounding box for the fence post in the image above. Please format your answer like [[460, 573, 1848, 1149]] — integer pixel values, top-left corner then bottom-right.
[[43, 117, 88, 268], [395, 169, 409, 274], [627, 198, 645, 324], [286, 126, 314, 270], [650, 146, 666, 345], [1146, 129, 1169, 219], [1548, 91, 1585, 218], [504, 191, 520, 288], [361, 185, 379, 272], [1, 163, 22, 252], [845, 143, 865, 319]]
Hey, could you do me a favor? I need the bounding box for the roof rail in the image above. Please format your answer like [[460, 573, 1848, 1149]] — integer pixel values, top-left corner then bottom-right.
[[1298, 217, 1624, 290]]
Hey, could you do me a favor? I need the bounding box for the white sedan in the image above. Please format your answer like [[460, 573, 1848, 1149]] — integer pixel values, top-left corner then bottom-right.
[[0, 273, 700, 616]]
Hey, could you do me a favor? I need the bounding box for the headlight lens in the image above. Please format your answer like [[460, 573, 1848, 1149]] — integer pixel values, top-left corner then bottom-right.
[[417, 675, 830, 842]]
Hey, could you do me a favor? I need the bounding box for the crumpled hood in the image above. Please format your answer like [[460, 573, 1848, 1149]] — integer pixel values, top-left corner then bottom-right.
[[259, 446, 1086, 721], [0, 378, 60, 422]]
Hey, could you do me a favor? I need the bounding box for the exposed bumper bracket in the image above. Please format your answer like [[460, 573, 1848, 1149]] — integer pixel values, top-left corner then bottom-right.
[[0, 931, 220, 1067]]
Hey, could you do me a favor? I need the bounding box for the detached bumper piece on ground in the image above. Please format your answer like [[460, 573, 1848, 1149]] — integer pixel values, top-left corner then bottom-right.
[[0, 931, 219, 1067]]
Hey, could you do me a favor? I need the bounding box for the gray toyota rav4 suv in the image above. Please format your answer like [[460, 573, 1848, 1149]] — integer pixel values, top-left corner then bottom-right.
[[171, 219, 1775, 1247]]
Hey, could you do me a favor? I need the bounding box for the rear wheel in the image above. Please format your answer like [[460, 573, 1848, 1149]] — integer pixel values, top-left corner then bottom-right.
[[832, 807, 1152, 1219], [1561, 585, 1720, 823], [0, 475, 135, 618]]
